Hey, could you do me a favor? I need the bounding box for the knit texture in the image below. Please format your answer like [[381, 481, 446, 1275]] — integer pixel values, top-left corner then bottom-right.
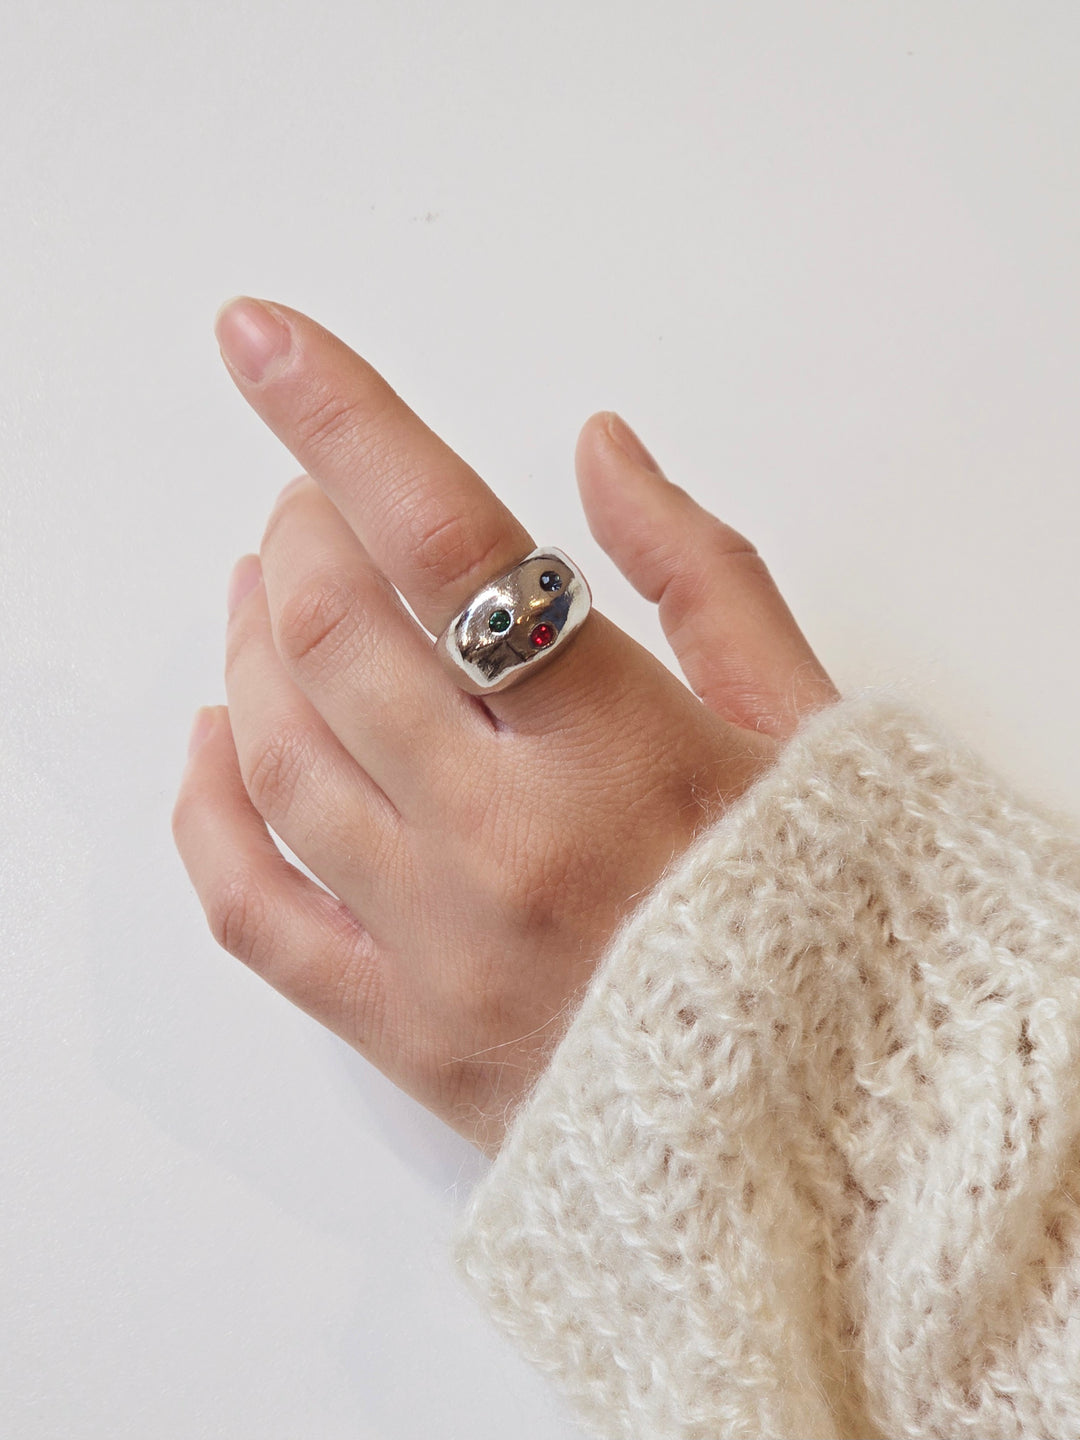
[[452, 689, 1080, 1440]]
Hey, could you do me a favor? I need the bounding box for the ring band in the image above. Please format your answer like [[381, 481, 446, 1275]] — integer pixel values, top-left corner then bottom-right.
[[434, 546, 592, 694]]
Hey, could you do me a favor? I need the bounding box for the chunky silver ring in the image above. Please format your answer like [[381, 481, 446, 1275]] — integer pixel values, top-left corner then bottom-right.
[[434, 546, 592, 694]]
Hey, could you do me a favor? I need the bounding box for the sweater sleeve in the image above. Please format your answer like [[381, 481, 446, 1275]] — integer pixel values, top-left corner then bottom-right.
[[450, 688, 1080, 1440]]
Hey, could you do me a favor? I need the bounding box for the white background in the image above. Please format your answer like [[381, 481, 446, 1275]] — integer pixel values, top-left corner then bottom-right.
[[3, 4, 1080, 1437]]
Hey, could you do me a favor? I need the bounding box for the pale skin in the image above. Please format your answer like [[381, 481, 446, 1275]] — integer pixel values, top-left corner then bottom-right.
[[172, 298, 839, 1158]]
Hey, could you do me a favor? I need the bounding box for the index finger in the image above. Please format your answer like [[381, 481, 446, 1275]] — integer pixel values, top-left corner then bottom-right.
[[213, 296, 533, 636]]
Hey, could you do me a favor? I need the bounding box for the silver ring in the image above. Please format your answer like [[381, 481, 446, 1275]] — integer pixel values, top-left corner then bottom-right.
[[434, 546, 592, 694]]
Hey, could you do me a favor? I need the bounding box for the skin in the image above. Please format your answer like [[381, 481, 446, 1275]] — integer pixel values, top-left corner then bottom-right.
[[172, 298, 839, 1158]]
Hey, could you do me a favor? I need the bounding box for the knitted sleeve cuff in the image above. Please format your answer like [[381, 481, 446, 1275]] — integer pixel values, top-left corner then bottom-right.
[[450, 688, 1080, 1440]]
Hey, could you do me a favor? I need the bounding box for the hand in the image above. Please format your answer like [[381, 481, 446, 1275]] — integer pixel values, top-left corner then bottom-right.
[[172, 299, 838, 1156]]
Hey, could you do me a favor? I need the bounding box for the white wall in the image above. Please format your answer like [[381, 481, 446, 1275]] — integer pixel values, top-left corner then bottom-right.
[[3, 4, 1080, 1436]]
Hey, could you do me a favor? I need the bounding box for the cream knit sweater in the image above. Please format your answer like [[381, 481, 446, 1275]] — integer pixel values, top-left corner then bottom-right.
[[451, 688, 1080, 1440]]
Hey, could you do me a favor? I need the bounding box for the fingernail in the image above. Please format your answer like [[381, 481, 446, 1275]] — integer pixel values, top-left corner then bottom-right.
[[187, 707, 217, 759], [605, 412, 662, 474], [214, 296, 293, 384], [227, 554, 262, 617]]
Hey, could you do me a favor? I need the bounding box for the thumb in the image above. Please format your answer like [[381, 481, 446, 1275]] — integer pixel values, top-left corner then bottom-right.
[[575, 411, 838, 739]]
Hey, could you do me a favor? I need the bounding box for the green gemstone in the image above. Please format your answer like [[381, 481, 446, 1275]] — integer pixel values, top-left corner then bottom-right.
[[488, 608, 511, 633]]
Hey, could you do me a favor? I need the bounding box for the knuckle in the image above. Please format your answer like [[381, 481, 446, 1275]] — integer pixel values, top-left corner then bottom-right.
[[657, 522, 767, 631], [701, 511, 759, 558], [275, 571, 360, 673], [408, 509, 473, 587], [511, 861, 568, 935], [729, 548, 776, 590], [295, 388, 361, 457], [710, 545, 777, 601], [403, 507, 506, 595], [242, 722, 314, 820], [491, 820, 572, 938], [208, 871, 271, 967], [654, 559, 711, 630]]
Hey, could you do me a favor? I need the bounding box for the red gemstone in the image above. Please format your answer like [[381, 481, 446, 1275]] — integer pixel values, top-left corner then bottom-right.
[[529, 621, 556, 648]]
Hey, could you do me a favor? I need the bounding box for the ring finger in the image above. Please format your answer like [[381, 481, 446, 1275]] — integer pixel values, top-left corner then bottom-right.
[[224, 551, 410, 937], [256, 474, 494, 816]]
